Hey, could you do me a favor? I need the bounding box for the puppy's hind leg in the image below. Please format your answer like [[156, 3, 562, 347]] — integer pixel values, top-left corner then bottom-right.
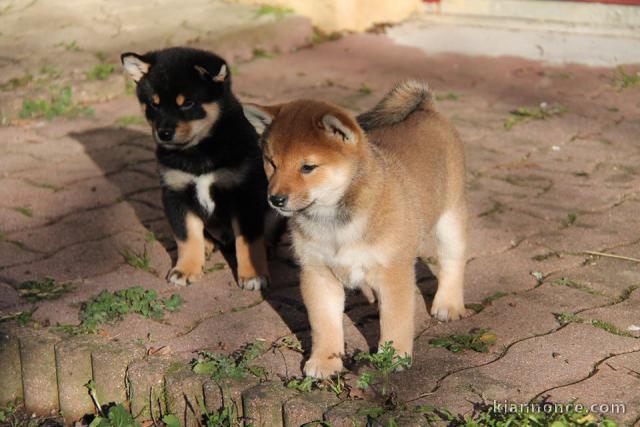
[[430, 206, 467, 321]]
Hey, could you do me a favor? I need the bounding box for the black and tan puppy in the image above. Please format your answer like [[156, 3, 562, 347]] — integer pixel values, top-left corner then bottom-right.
[[121, 47, 269, 290]]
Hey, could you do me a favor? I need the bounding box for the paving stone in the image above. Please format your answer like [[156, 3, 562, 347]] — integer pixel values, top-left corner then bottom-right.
[[164, 365, 209, 427], [547, 351, 640, 426], [242, 381, 296, 427], [18, 329, 61, 415], [323, 399, 368, 427], [127, 356, 177, 421], [283, 390, 339, 427], [91, 340, 146, 407], [0, 328, 23, 405], [55, 335, 106, 423], [203, 376, 260, 419]]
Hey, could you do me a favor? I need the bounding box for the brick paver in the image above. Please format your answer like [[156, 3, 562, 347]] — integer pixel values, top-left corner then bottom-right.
[[1, 26, 639, 425]]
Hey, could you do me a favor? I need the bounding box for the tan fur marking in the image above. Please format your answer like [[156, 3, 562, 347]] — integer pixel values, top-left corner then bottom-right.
[[168, 212, 205, 285], [176, 94, 185, 106], [152, 94, 160, 105], [232, 219, 269, 290]]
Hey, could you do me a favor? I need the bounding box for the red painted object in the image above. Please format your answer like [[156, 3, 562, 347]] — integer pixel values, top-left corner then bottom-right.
[[422, 0, 640, 4]]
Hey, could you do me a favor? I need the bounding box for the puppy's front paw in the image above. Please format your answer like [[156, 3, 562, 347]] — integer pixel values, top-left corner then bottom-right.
[[167, 267, 202, 286], [431, 293, 467, 321], [304, 355, 343, 379], [239, 275, 269, 291]]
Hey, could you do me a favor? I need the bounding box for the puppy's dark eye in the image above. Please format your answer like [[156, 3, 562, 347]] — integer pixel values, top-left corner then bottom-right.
[[300, 164, 318, 174], [181, 100, 195, 110]]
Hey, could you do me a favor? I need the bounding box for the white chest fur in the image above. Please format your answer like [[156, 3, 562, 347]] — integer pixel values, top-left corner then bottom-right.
[[160, 163, 250, 216], [296, 215, 387, 289]]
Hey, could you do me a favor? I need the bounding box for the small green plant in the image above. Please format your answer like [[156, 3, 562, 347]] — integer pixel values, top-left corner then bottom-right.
[[18, 277, 74, 302], [252, 48, 277, 59], [20, 86, 93, 120], [205, 262, 227, 273], [504, 103, 567, 130], [419, 399, 619, 426], [359, 83, 372, 95], [287, 376, 319, 392], [0, 73, 33, 91], [436, 92, 459, 101], [564, 212, 577, 226], [197, 397, 240, 427], [56, 40, 80, 51], [612, 66, 640, 91], [551, 278, 606, 297], [555, 312, 581, 325], [95, 51, 108, 61], [554, 312, 633, 337], [121, 246, 152, 271], [482, 291, 509, 306], [161, 414, 180, 427], [0, 308, 36, 326], [115, 115, 146, 127], [192, 341, 267, 381], [275, 335, 304, 353], [428, 328, 497, 354], [255, 5, 294, 18], [57, 286, 182, 334], [86, 63, 115, 81], [355, 341, 412, 396], [12, 206, 32, 217], [86, 380, 141, 427], [39, 64, 62, 79]]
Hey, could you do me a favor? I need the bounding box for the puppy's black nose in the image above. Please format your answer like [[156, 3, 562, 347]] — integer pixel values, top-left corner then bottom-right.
[[269, 194, 288, 208], [157, 128, 174, 142]]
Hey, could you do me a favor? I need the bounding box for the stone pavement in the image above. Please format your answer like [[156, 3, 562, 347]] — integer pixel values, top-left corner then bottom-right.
[[1, 23, 640, 427]]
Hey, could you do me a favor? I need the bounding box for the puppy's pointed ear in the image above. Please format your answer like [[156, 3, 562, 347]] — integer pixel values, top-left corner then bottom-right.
[[195, 63, 228, 82], [121, 52, 151, 82], [243, 104, 281, 135], [321, 113, 359, 144]]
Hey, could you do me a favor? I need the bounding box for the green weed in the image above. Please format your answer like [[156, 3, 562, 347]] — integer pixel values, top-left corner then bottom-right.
[[359, 83, 372, 95], [564, 212, 577, 226], [86, 380, 141, 427], [504, 103, 567, 130], [197, 396, 241, 427], [252, 48, 277, 59], [287, 376, 319, 392], [56, 40, 80, 51], [355, 341, 412, 396], [115, 115, 145, 127], [57, 286, 182, 334], [39, 64, 62, 79], [275, 335, 304, 353], [192, 341, 267, 381], [18, 277, 74, 302], [205, 262, 226, 273], [86, 63, 115, 81], [0, 73, 33, 91], [121, 246, 152, 271], [554, 312, 633, 337], [482, 292, 510, 305], [612, 67, 640, 91], [255, 5, 294, 18], [20, 86, 93, 120], [12, 206, 32, 217], [419, 399, 619, 426], [551, 278, 606, 297], [436, 92, 459, 101], [429, 328, 497, 354], [95, 51, 108, 62]]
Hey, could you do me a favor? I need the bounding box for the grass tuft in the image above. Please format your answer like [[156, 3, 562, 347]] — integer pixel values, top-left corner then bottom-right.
[[56, 286, 182, 335], [429, 328, 497, 354], [255, 5, 294, 18], [86, 63, 115, 81], [20, 86, 93, 120], [504, 103, 566, 130], [18, 277, 74, 302]]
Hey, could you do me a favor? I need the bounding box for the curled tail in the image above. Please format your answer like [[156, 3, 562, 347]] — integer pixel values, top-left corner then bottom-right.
[[357, 80, 433, 131]]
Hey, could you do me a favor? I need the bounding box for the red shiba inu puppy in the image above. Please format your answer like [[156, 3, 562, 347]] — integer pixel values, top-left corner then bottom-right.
[[244, 81, 467, 378]]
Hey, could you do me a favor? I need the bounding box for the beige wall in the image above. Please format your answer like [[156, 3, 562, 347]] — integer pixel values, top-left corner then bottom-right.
[[234, 0, 422, 32]]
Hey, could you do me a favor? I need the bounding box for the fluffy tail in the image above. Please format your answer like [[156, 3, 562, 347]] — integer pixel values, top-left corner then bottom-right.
[[357, 80, 433, 131]]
